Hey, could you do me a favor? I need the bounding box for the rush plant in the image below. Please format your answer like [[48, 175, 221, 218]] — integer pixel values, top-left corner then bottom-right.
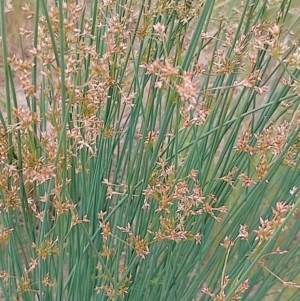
[[1, 0, 300, 300]]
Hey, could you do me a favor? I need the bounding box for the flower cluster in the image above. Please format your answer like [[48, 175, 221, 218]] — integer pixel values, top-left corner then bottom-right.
[[234, 123, 290, 182], [143, 160, 227, 243]]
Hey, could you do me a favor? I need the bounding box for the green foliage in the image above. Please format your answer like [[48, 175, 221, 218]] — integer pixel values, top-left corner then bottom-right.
[[0, 0, 300, 300]]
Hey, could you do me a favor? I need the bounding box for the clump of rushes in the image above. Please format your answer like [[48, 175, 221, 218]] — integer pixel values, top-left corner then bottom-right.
[[1, 0, 300, 300]]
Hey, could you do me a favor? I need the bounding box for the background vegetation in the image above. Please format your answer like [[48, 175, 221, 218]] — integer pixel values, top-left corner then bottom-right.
[[1, 0, 300, 300]]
